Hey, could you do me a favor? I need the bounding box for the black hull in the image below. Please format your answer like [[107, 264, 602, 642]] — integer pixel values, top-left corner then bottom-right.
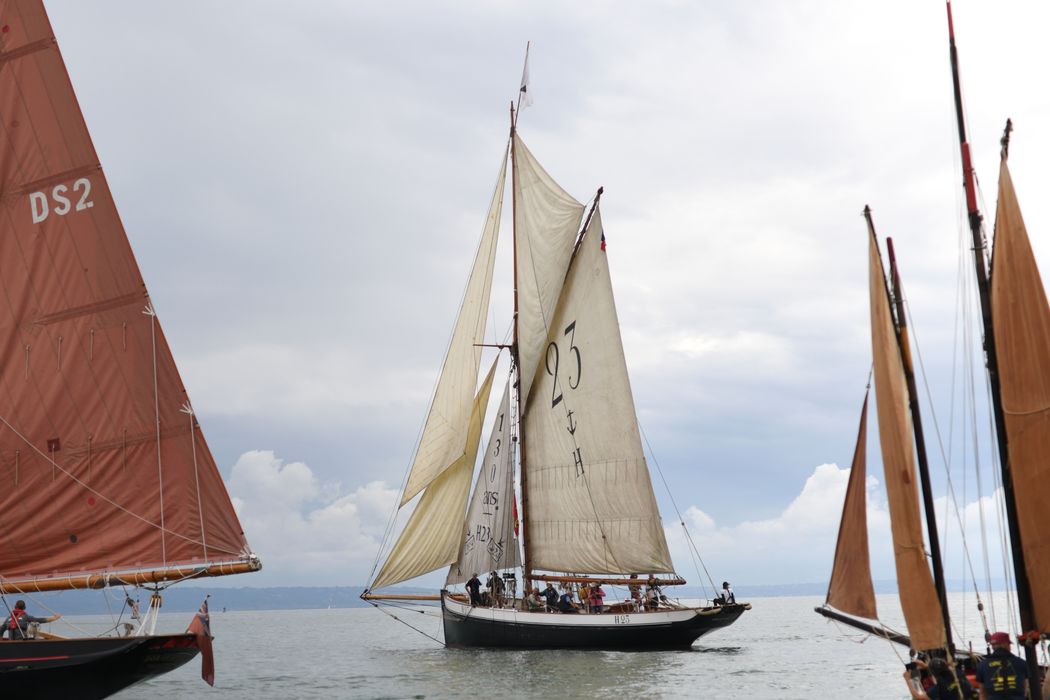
[[0, 633, 199, 699], [442, 594, 747, 650]]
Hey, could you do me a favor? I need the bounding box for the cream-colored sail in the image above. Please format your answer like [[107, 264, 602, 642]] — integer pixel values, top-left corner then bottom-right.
[[513, 134, 585, 409], [400, 150, 507, 506], [372, 362, 497, 590], [868, 229, 946, 651], [523, 206, 674, 574], [990, 158, 1050, 630], [448, 377, 522, 585], [825, 394, 878, 620]]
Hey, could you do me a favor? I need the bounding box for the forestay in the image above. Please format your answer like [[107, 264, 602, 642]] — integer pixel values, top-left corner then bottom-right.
[[523, 206, 674, 575], [373, 362, 497, 590], [447, 377, 521, 585]]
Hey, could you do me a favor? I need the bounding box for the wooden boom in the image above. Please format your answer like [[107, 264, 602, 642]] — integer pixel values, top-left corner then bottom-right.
[[0, 558, 261, 594]]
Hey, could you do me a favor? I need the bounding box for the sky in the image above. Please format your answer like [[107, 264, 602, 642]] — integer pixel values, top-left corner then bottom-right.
[[42, 1, 1050, 589]]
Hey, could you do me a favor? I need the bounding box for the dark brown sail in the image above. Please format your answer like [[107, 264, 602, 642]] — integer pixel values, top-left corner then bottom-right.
[[825, 394, 877, 620]]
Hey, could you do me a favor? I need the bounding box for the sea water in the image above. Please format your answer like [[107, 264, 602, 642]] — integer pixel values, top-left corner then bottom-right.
[[112, 593, 1011, 699]]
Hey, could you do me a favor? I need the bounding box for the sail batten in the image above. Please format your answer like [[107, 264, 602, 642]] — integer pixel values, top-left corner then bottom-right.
[[523, 206, 674, 575], [989, 159, 1050, 630], [867, 229, 946, 651]]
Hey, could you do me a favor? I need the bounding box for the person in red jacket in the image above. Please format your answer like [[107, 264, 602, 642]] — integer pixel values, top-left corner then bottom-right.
[[4, 600, 60, 639]]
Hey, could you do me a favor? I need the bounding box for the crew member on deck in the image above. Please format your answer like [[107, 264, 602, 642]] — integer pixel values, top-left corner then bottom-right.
[[721, 581, 735, 605], [903, 657, 976, 700], [486, 571, 504, 608], [542, 583, 559, 612], [975, 632, 1028, 700], [4, 600, 60, 640], [628, 574, 642, 610], [557, 587, 579, 614], [589, 582, 606, 614], [466, 573, 482, 607], [645, 577, 666, 610]]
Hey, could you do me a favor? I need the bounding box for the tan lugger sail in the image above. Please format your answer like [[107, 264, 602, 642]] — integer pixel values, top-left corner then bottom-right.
[[370, 130, 676, 592], [866, 226, 946, 651], [824, 394, 877, 621], [989, 157, 1050, 631], [0, 0, 258, 593]]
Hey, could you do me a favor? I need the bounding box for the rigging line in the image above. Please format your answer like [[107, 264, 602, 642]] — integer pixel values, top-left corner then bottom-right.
[[0, 412, 244, 556], [146, 304, 167, 566], [183, 403, 208, 560], [368, 602, 444, 646], [904, 299, 987, 625], [639, 424, 718, 598]]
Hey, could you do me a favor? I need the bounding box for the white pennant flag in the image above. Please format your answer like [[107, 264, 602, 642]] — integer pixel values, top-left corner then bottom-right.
[[519, 44, 533, 109]]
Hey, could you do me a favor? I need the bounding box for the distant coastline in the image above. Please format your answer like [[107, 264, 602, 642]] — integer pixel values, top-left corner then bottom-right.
[[22, 579, 1008, 615]]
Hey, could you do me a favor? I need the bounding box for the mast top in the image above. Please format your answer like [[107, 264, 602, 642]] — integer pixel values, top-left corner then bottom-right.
[[1000, 118, 1013, 160]]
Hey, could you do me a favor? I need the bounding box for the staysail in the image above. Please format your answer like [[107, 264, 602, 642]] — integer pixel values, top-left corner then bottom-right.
[[399, 149, 507, 506], [513, 134, 584, 410], [989, 157, 1050, 631], [447, 377, 522, 585], [0, 0, 255, 591], [867, 229, 946, 651], [523, 206, 674, 574], [373, 362, 497, 590], [825, 394, 877, 620]]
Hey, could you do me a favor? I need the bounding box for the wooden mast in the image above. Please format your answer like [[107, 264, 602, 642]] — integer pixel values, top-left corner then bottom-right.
[[945, 3, 1041, 692], [884, 232, 955, 655], [510, 102, 533, 594]]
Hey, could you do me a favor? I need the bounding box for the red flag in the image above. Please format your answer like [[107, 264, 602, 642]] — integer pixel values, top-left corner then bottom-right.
[[187, 598, 214, 686], [512, 494, 520, 537]]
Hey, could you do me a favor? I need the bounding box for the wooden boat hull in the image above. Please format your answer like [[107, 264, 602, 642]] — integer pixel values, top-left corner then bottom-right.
[[441, 592, 747, 649], [0, 633, 199, 699]]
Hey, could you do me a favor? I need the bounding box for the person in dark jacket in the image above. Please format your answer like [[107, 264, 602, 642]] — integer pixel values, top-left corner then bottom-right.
[[4, 600, 60, 639], [975, 632, 1028, 700], [465, 573, 483, 607], [903, 657, 977, 700], [542, 583, 559, 612]]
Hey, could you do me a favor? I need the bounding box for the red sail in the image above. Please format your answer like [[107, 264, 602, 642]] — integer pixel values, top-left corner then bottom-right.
[[0, 1, 251, 586]]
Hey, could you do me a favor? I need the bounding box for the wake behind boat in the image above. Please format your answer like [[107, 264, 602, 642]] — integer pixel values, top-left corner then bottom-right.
[[362, 54, 747, 649]]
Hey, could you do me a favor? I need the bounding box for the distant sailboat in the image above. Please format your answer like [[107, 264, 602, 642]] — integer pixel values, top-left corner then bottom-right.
[[363, 69, 748, 649], [0, 1, 260, 696], [816, 3, 1048, 696]]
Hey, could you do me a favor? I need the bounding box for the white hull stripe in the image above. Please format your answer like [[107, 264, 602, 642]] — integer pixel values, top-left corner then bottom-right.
[[443, 596, 718, 628]]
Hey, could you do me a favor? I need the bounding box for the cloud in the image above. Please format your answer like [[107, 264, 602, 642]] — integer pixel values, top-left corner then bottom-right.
[[225, 450, 400, 586], [668, 460, 1015, 596], [665, 462, 894, 587]]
